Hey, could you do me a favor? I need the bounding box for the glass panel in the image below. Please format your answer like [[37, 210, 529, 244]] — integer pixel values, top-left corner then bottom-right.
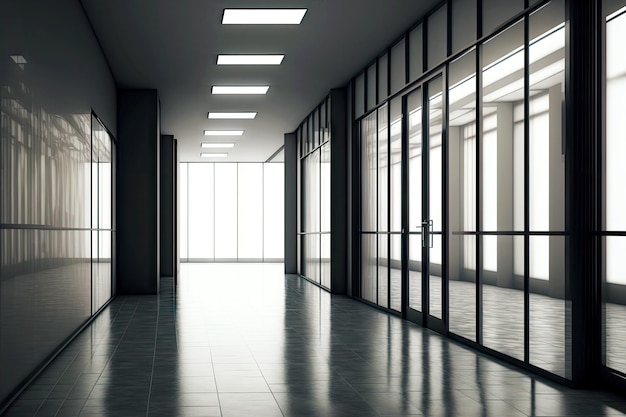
[[605, 0, 626, 17], [367, 62, 377, 110], [321, 233, 331, 289], [482, 235, 524, 360], [427, 5, 448, 70], [428, 77, 444, 320], [604, 236, 626, 373], [408, 88, 423, 232], [379, 53, 389, 102], [320, 99, 328, 131], [449, 50, 477, 231], [390, 234, 402, 312], [312, 233, 320, 284], [391, 38, 407, 94], [308, 115, 314, 151], [482, 0, 524, 36], [605, 8, 626, 231], [378, 234, 389, 308], [482, 20, 525, 238], [361, 234, 377, 303], [263, 163, 284, 260], [449, 50, 477, 340], [529, 0, 565, 232], [449, 235, 477, 340], [390, 98, 403, 232], [303, 119, 309, 154], [378, 105, 389, 232], [361, 112, 378, 232], [180, 163, 188, 260], [409, 234, 423, 311], [604, 2, 626, 376], [429, 235, 443, 319], [312, 109, 319, 150], [409, 24, 424, 82], [355, 72, 365, 119], [451, 0, 477, 55], [214, 164, 238, 260], [530, 236, 570, 378], [188, 163, 215, 260], [305, 150, 321, 235], [320, 143, 331, 233], [0, 229, 91, 403], [238, 163, 263, 260]]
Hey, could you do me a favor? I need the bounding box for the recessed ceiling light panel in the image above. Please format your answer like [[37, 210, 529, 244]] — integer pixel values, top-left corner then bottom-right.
[[212, 86, 269, 95], [217, 55, 284, 65], [201, 143, 235, 148], [208, 112, 257, 119], [222, 9, 307, 25], [201, 153, 228, 158], [203, 130, 244, 136]]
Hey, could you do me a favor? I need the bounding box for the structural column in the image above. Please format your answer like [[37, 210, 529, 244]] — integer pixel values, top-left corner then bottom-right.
[[330, 88, 348, 294], [117, 89, 161, 294], [566, 0, 599, 387], [160, 134, 176, 278]]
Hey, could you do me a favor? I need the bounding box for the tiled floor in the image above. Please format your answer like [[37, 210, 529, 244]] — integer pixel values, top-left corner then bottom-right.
[[3, 263, 626, 417]]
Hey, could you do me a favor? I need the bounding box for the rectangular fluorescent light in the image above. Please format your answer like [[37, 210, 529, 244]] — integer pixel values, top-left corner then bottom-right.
[[217, 55, 284, 65], [212, 86, 269, 95], [202, 143, 235, 148], [222, 9, 307, 25], [201, 153, 228, 158], [208, 112, 257, 119], [204, 130, 244, 136]]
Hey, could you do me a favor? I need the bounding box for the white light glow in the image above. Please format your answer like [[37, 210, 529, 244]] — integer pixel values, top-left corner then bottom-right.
[[222, 9, 307, 25], [208, 112, 257, 119], [200, 153, 228, 158], [202, 143, 235, 148], [203, 130, 244, 136], [217, 55, 284, 65], [212, 86, 269, 95]]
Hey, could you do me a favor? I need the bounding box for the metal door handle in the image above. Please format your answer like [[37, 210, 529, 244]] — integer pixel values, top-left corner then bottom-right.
[[421, 220, 433, 248]]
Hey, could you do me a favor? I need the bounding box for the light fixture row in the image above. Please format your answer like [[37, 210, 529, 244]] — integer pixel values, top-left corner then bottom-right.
[[203, 9, 308, 158]]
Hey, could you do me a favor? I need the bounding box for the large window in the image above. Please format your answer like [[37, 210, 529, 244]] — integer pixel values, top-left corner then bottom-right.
[[179, 162, 284, 262]]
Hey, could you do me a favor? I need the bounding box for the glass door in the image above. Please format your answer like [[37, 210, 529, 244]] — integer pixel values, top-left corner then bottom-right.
[[405, 75, 446, 333]]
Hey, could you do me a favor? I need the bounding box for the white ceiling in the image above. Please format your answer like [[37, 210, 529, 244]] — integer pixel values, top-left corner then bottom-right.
[[80, 0, 440, 162]]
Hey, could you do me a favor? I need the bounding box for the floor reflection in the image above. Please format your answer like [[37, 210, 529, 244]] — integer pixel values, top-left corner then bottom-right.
[[3, 263, 626, 417]]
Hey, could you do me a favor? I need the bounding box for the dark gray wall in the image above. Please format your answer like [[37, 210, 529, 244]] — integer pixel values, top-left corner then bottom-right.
[[284, 133, 298, 274], [330, 88, 348, 295], [0, 0, 117, 409], [160, 135, 175, 277], [117, 90, 160, 294]]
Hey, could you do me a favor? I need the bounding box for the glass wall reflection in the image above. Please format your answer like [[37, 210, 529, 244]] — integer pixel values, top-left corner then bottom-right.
[[0, 80, 115, 401]]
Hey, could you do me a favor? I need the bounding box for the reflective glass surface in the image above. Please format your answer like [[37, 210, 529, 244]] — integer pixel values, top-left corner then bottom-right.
[[448, 49, 478, 341]]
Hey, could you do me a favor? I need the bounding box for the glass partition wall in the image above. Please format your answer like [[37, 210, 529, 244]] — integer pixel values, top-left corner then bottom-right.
[[355, 0, 570, 380], [298, 97, 331, 289], [603, 0, 626, 379]]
